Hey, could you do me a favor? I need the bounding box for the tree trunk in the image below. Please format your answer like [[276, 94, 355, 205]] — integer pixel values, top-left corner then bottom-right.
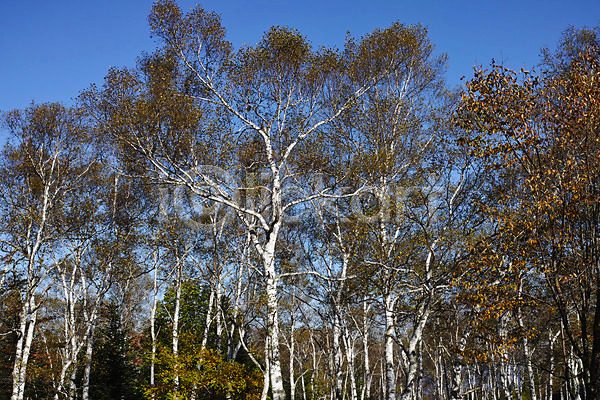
[[499, 314, 512, 400], [333, 311, 344, 400], [343, 326, 358, 400], [263, 231, 286, 400], [361, 298, 371, 400], [82, 324, 94, 400], [384, 293, 397, 400], [450, 325, 471, 400], [289, 312, 296, 400], [261, 336, 271, 400], [399, 298, 431, 400], [11, 294, 37, 400], [149, 260, 159, 400], [172, 263, 182, 399]]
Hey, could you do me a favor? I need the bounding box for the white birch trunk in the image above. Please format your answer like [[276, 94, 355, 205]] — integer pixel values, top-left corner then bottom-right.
[[172, 263, 182, 399], [519, 316, 536, 400], [343, 326, 358, 400], [82, 324, 94, 400], [310, 330, 318, 400], [450, 325, 472, 400], [215, 279, 223, 351], [149, 258, 159, 399], [201, 287, 215, 350], [384, 293, 397, 400], [11, 293, 37, 400], [54, 261, 81, 400], [398, 298, 431, 400], [289, 313, 296, 400], [499, 314, 512, 400], [548, 330, 559, 400], [333, 311, 344, 400], [361, 298, 371, 400], [261, 336, 271, 400], [265, 250, 286, 400]]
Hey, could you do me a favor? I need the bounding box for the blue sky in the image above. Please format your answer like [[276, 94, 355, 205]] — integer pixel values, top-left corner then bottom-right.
[[1, 0, 599, 112]]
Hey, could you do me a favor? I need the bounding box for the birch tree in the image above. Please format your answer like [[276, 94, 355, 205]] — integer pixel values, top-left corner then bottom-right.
[[0, 103, 95, 400], [327, 25, 476, 400], [82, 3, 440, 398]]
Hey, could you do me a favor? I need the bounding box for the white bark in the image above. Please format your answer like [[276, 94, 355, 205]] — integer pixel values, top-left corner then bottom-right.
[[10, 171, 55, 400], [172, 262, 182, 399], [548, 330, 560, 400], [361, 298, 372, 400], [517, 281, 537, 400], [333, 311, 344, 400], [310, 330, 318, 400], [149, 251, 160, 399], [54, 253, 83, 400], [201, 285, 216, 350], [289, 311, 296, 400], [11, 294, 38, 400], [499, 314, 512, 400], [384, 293, 397, 400], [342, 326, 358, 400], [261, 336, 271, 400], [450, 325, 472, 400], [82, 324, 94, 400], [398, 293, 432, 400], [263, 233, 286, 400]]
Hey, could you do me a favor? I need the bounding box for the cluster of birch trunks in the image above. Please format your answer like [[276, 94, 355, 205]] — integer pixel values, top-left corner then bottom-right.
[[2, 2, 599, 400]]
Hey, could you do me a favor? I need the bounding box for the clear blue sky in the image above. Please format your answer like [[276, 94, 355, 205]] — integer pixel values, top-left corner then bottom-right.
[[1, 0, 599, 113]]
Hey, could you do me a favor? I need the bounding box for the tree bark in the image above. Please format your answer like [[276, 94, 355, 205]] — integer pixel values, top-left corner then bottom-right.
[[82, 324, 94, 400], [384, 293, 397, 400], [450, 325, 471, 400], [11, 294, 37, 400]]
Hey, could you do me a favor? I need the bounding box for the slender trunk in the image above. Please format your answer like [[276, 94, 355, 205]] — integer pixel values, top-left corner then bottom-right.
[[67, 321, 78, 400], [11, 294, 37, 400], [172, 264, 182, 399], [361, 298, 371, 400], [489, 356, 498, 400], [55, 267, 79, 400], [81, 272, 102, 400], [333, 311, 344, 400], [384, 293, 396, 400], [343, 327, 358, 400], [301, 373, 307, 400], [435, 345, 443, 399], [381, 360, 387, 400], [450, 325, 471, 400], [548, 330, 560, 400], [201, 286, 215, 350], [498, 314, 512, 400], [82, 324, 94, 400], [228, 258, 247, 362], [68, 363, 77, 400], [521, 324, 537, 400], [310, 330, 317, 400], [262, 228, 286, 400], [568, 351, 582, 400], [417, 342, 423, 400], [216, 280, 223, 351], [399, 298, 431, 400], [289, 313, 296, 400], [149, 262, 159, 399], [516, 280, 537, 400], [42, 334, 56, 391], [261, 337, 271, 400]]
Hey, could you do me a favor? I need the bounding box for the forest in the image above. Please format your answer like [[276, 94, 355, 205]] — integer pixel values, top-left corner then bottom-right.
[[1, 1, 600, 400]]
